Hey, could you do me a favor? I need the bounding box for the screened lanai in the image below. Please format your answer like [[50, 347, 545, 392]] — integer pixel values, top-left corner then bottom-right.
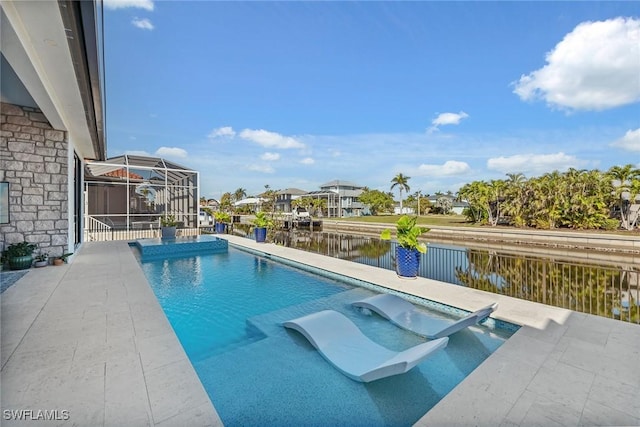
[[84, 155, 199, 238]]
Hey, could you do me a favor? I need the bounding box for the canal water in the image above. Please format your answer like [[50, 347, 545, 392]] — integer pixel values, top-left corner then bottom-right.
[[228, 225, 639, 324]]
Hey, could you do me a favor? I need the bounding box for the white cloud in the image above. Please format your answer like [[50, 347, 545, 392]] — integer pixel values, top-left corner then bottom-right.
[[611, 128, 640, 152], [208, 126, 236, 138], [417, 160, 470, 176], [247, 164, 275, 174], [300, 157, 315, 165], [104, 0, 154, 10], [487, 152, 583, 174], [132, 17, 154, 30], [428, 111, 469, 132], [155, 147, 187, 159], [239, 129, 305, 149], [261, 152, 280, 161], [513, 17, 640, 111]]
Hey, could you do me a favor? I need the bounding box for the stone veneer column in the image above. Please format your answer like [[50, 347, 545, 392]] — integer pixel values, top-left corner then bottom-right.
[[0, 102, 69, 258]]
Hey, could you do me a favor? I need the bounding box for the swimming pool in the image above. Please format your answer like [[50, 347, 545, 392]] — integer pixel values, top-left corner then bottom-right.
[[138, 245, 514, 426]]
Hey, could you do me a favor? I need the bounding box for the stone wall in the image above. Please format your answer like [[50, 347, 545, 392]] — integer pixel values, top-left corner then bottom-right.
[[1, 102, 69, 258]]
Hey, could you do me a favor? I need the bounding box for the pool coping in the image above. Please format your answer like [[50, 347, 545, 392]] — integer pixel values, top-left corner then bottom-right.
[[2, 237, 638, 426]]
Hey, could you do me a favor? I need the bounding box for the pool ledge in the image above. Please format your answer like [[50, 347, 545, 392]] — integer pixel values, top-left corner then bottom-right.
[[219, 235, 640, 426]]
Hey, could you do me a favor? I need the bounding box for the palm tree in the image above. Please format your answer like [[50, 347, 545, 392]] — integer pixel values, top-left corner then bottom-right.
[[608, 164, 640, 230], [220, 192, 233, 212], [233, 188, 247, 203], [390, 173, 411, 214], [503, 173, 527, 227]]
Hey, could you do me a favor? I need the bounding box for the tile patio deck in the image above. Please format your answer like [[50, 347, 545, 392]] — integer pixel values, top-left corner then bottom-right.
[[1, 236, 638, 426]]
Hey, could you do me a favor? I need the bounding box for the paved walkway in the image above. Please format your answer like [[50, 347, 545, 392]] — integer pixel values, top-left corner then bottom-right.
[[1, 241, 222, 427], [1, 237, 639, 426]]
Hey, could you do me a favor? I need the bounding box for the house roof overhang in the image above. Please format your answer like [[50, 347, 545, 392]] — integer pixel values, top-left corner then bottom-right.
[[0, 0, 105, 160]]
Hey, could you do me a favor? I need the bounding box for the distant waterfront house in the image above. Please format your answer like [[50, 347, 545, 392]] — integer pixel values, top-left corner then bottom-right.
[[234, 197, 264, 213], [393, 204, 415, 215], [84, 155, 199, 231], [205, 198, 220, 211], [275, 188, 307, 213], [427, 194, 469, 215], [310, 180, 366, 217], [1, 1, 105, 256]]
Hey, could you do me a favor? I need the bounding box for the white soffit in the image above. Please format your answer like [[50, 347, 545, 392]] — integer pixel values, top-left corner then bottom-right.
[[0, 1, 94, 157]]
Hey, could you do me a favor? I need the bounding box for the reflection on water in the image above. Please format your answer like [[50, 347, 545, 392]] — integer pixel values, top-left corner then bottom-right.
[[232, 226, 639, 324]]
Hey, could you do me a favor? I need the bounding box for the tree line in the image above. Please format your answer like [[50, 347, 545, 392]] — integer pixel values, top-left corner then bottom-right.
[[458, 165, 640, 230], [201, 164, 640, 231]]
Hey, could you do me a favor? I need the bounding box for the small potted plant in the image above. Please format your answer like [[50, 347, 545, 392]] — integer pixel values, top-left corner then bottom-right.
[[160, 214, 178, 239], [34, 251, 49, 268], [252, 211, 273, 243], [214, 211, 231, 234], [380, 215, 430, 279], [53, 252, 73, 266], [2, 241, 38, 270]]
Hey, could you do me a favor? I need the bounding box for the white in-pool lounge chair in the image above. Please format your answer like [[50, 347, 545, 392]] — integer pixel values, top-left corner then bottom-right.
[[282, 310, 448, 383], [352, 294, 498, 340]]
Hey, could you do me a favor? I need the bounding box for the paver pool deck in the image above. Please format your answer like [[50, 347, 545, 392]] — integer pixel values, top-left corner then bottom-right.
[[1, 236, 639, 426]]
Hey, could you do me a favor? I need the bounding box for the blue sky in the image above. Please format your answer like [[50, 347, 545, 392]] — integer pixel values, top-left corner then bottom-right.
[[103, 1, 640, 200]]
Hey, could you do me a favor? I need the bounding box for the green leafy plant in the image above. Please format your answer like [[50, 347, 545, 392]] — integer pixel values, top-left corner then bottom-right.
[[53, 252, 73, 264], [59, 252, 73, 261], [380, 215, 430, 253], [160, 215, 177, 227], [35, 252, 49, 262], [252, 211, 273, 228], [2, 242, 38, 258], [214, 211, 231, 223]]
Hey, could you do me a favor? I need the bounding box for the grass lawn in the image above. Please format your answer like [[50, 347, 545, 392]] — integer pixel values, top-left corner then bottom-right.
[[331, 214, 472, 227]]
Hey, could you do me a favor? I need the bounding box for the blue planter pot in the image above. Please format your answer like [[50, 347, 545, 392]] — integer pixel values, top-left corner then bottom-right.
[[215, 223, 227, 234], [161, 226, 176, 240], [396, 246, 420, 278], [254, 227, 267, 243]]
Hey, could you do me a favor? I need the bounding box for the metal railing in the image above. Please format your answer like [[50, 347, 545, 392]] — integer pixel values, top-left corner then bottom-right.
[[266, 230, 640, 324], [84, 216, 199, 241], [85, 216, 112, 241]]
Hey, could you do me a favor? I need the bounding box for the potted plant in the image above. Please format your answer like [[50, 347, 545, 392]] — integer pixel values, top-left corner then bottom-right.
[[214, 211, 231, 234], [34, 252, 49, 268], [380, 215, 430, 279], [2, 241, 38, 270], [252, 211, 273, 243], [53, 252, 73, 266], [160, 214, 178, 239]]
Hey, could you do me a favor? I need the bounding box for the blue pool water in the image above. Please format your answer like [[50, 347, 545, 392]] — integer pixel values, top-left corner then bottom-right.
[[138, 245, 514, 426]]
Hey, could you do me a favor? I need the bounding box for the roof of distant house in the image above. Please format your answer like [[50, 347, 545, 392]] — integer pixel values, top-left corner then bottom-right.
[[276, 188, 307, 195], [320, 179, 363, 188]]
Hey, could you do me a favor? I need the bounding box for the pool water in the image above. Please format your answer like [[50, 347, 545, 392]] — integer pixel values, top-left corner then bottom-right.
[[139, 246, 513, 426]]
